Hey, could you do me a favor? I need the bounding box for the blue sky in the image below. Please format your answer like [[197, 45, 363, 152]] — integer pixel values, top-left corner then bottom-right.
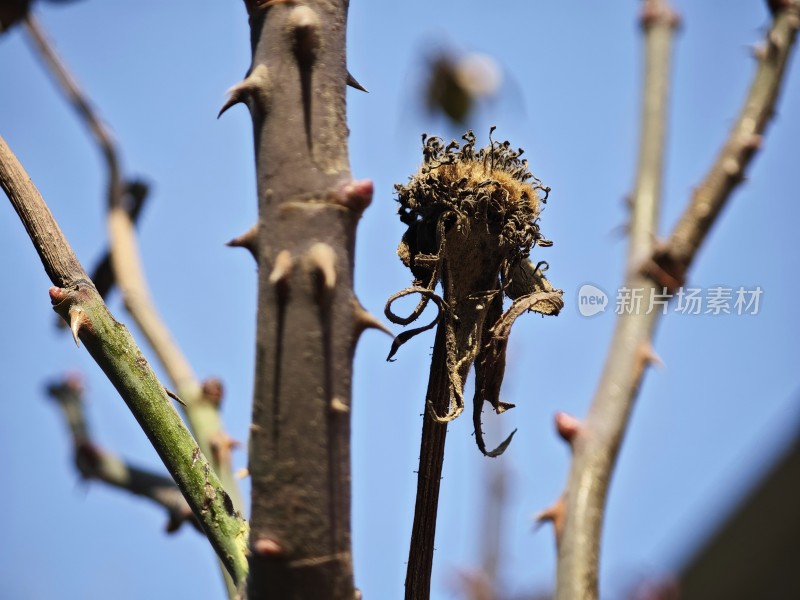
[[1, 2, 798, 599]]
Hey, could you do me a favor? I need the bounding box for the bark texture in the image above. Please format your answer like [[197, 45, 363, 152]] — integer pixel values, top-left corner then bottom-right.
[[239, 2, 368, 598]]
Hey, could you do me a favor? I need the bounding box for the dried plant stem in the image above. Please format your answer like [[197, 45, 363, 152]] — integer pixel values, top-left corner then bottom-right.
[[554, 3, 800, 599], [0, 134, 249, 586], [406, 324, 450, 600]]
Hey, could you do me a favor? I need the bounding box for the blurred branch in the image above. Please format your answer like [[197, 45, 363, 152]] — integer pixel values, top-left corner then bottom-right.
[[552, 2, 800, 599], [24, 17, 244, 595], [24, 14, 122, 208], [453, 442, 510, 600], [648, 1, 800, 285], [23, 13, 244, 523], [0, 133, 249, 585], [87, 180, 149, 300], [54, 181, 148, 330], [46, 375, 198, 533]]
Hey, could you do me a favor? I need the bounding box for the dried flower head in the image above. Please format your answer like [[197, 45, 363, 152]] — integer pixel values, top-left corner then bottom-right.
[[387, 128, 563, 456], [396, 127, 550, 292]]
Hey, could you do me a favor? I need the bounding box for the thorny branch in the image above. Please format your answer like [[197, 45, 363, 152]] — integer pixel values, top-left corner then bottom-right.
[[551, 2, 800, 599], [236, 2, 383, 598], [24, 16, 245, 595], [0, 133, 249, 585], [24, 12, 245, 529]]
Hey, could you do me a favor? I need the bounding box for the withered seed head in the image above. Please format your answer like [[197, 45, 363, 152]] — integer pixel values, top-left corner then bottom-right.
[[395, 128, 550, 288]]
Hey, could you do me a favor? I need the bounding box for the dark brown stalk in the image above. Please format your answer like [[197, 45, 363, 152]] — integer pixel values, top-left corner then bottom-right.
[[405, 325, 453, 600], [235, 2, 375, 598], [405, 252, 506, 599], [554, 2, 800, 598]]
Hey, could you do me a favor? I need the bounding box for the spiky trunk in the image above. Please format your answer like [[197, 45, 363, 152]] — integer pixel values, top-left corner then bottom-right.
[[233, 2, 371, 598]]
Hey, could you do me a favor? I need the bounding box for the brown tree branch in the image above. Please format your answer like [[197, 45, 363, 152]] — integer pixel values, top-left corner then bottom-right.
[[553, 3, 799, 599]]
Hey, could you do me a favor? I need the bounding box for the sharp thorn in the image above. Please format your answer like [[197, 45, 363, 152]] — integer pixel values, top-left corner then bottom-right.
[[332, 178, 373, 213], [346, 70, 368, 93], [330, 397, 350, 413], [218, 64, 271, 118], [306, 243, 336, 291], [226, 224, 259, 263], [217, 88, 246, 119], [534, 495, 566, 540], [646, 345, 665, 369], [353, 300, 393, 338], [269, 250, 294, 286], [253, 537, 284, 557], [165, 387, 186, 406], [68, 306, 84, 347]]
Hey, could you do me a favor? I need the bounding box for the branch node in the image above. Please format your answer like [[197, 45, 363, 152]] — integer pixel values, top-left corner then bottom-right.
[[642, 248, 685, 293], [201, 377, 224, 409], [331, 178, 374, 214], [723, 156, 742, 177], [751, 42, 769, 60], [554, 411, 582, 446], [640, 0, 681, 31], [253, 537, 284, 557], [534, 495, 566, 541], [743, 132, 764, 151]]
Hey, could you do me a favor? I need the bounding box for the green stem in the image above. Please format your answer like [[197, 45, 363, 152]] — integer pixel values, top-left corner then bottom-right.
[[0, 134, 249, 586]]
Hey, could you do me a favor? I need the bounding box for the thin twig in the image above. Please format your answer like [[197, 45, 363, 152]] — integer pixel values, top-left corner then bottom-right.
[[554, 3, 799, 599], [88, 180, 149, 300], [24, 14, 123, 209], [0, 134, 249, 585]]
